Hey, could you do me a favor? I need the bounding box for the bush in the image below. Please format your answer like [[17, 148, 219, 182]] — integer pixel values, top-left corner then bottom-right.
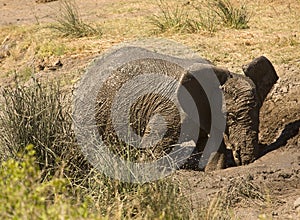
[[0, 145, 93, 219]]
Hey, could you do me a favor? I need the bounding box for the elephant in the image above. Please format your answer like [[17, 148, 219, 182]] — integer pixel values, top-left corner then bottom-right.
[[90, 46, 278, 171], [204, 56, 278, 171]]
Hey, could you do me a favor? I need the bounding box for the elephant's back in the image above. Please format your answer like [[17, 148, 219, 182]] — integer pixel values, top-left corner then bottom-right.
[[95, 58, 187, 161]]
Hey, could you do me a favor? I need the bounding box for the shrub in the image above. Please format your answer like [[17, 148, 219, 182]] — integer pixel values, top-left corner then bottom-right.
[[0, 145, 93, 219]]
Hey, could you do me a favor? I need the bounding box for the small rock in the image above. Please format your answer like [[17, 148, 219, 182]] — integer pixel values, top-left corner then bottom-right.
[[47, 60, 63, 71], [38, 64, 45, 71], [281, 86, 288, 93], [294, 197, 300, 210], [245, 41, 251, 46], [272, 211, 278, 216], [53, 59, 63, 67]]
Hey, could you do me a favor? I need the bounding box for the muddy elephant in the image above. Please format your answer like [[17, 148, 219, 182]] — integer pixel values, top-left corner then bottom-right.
[[204, 56, 278, 171], [86, 46, 278, 171]]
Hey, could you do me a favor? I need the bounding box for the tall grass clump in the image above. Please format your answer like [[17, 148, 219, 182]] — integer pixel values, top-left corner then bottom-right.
[[149, 0, 251, 34], [83, 175, 192, 219], [49, 0, 102, 37], [211, 0, 251, 29], [149, 0, 190, 33], [187, 5, 218, 34], [0, 77, 88, 180]]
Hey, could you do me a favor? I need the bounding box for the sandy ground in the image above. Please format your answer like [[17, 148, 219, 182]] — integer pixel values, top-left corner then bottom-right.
[[0, 0, 117, 25]]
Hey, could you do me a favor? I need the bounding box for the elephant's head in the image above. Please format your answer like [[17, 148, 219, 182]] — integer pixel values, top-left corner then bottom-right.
[[222, 75, 260, 166], [222, 56, 278, 166]]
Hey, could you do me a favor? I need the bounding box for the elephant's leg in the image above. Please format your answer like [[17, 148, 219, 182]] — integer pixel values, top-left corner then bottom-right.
[[224, 76, 260, 165], [178, 65, 230, 171], [204, 140, 226, 172]]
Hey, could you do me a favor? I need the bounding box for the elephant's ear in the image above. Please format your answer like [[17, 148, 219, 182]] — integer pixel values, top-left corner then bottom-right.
[[243, 56, 279, 107], [210, 66, 232, 85], [177, 64, 229, 134]]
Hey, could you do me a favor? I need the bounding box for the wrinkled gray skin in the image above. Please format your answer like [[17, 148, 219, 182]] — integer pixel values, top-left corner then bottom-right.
[[94, 47, 278, 171]]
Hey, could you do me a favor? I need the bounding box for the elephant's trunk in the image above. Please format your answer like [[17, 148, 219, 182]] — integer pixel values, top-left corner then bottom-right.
[[223, 76, 260, 165]]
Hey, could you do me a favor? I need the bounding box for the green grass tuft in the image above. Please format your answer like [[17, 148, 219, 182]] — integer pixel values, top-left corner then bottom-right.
[[149, 0, 190, 33], [49, 0, 102, 37], [149, 0, 251, 33], [212, 0, 251, 29], [0, 77, 88, 180]]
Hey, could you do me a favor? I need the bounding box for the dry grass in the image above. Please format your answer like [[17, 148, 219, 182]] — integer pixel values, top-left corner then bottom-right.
[[0, 0, 299, 81], [222, 176, 266, 207]]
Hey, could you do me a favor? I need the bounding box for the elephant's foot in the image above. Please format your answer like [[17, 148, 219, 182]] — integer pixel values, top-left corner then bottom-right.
[[204, 151, 225, 172], [204, 141, 227, 172]]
